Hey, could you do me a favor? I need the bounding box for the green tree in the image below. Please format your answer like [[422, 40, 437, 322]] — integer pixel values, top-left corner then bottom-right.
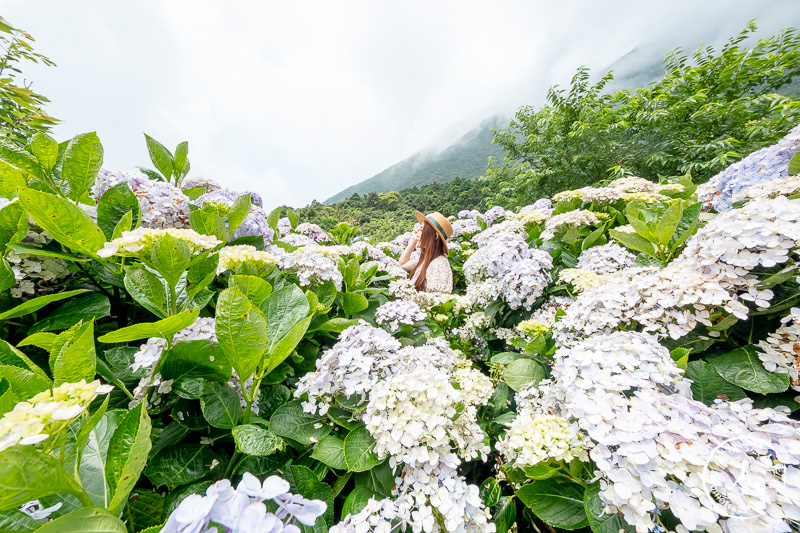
[[0, 16, 57, 144], [491, 23, 800, 208]]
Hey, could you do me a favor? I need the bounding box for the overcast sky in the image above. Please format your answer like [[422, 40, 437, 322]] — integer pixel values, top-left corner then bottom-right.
[[4, 1, 799, 209]]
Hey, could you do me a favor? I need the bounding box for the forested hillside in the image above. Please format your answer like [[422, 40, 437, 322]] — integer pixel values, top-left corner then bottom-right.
[[323, 116, 505, 204]]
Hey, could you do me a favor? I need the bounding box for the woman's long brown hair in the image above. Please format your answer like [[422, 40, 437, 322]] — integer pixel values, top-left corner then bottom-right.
[[411, 222, 447, 291]]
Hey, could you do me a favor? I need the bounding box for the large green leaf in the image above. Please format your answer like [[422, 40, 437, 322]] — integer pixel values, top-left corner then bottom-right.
[[710, 345, 790, 394], [0, 164, 26, 199], [0, 258, 13, 292], [105, 402, 152, 514], [0, 509, 41, 531], [503, 358, 546, 391], [144, 134, 173, 182], [71, 410, 124, 508], [0, 289, 89, 321], [654, 201, 683, 246], [145, 444, 222, 488], [270, 399, 332, 445], [685, 360, 747, 405], [18, 188, 105, 257], [311, 435, 348, 470], [173, 141, 190, 181], [343, 424, 383, 472], [30, 132, 59, 173], [516, 479, 588, 530], [669, 201, 701, 250], [0, 339, 49, 379], [231, 275, 272, 307], [282, 465, 334, 529], [160, 341, 232, 383], [200, 381, 243, 429], [341, 292, 368, 317], [62, 132, 103, 201], [0, 365, 50, 399], [98, 308, 199, 343], [584, 483, 635, 533], [51, 319, 96, 385], [150, 234, 191, 288], [0, 138, 45, 181], [124, 264, 170, 318], [788, 152, 800, 176], [0, 201, 28, 250], [97, 182, 139, 240], [263, 315, 313, 377], [125, 490, 165, 532], [227, 193, 252, 236], [28, 293, 111, 334], [262, 285, 310, 353], [609, 228, 656, 257], [215, 287, 267, 381], [34, 507, 127, 533], [492, 496, 517, 533], [0, 446, 88, 511], [189, 210, 227, 243], [233, 424, 284, 457]]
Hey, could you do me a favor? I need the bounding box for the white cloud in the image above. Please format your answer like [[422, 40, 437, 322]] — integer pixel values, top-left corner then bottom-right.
[[4, 0, 799, 209]]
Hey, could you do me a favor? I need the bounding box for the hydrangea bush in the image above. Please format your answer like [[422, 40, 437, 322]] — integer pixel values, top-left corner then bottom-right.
[[0, 126, 798, 533]]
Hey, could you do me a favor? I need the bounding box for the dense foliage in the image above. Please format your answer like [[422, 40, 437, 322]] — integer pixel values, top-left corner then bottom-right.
[[489, 22, 800, 208], [0, 16, 56, 144], [298, 177, 499, 242], [0, 114, 799, 532]]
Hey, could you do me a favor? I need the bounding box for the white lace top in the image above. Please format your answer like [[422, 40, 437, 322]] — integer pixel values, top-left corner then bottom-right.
[[410, 255, 453, 293]]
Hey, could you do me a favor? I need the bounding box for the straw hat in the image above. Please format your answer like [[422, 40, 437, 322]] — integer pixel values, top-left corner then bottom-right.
[[415, 211, 453, 250]]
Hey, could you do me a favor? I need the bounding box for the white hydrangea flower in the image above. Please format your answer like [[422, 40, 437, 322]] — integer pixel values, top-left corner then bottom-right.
[[745, 174, 800, 200], [0, 380, 113, 452], [217, 245, 278, 275], [276, 246, 344, 290], [162, 473, 326, 533], [556, 196, 800, 344], [757, 307, 800, 392], [375, 299, 427, 332], [697, 123, 800, 211], [558, 268, 605, 292], [293, 222, 330, 243], [540, 209, 600, 240], [97, 227, 221, 259], [464, 226, 552, 310], [576, 242, 636, 274]]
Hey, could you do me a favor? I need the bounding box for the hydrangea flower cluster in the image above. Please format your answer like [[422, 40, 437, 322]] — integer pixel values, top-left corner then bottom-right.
[[297, 325, 495, 532], [195, 188, 274, 246], [162, 472, 327, 533], [556, 196, 800, 344], [217, 245, 279, 275], [276, 246, 344, 289], [0, 380, 113, 451], [93, 170, 193, 228], [698, 123, 800, 211], [293, 222, 330, 243], [450, 218, 482, 238], [536, 331, 800, 533], [97, 227, 221, 259], [451, 311, 493, 345], [540, 209, 600, 240], [278, 232, 318, 247], [558, 268, 605, 293], [463, 225, 552, 310], [481, 206, 508, 226], [757, 307, 800, 393], [180, 176, 223, 194], [374, 299, 427, 331], [515, 319, 552, 339], [295, 323, 402, 415], [7, 230, 71, 299], [745, 174, 800, 200], [576, 242, 636, 274], [496, 381, 589, 469]]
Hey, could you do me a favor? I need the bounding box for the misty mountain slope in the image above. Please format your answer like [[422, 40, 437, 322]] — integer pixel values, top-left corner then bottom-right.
[[324, 116, 506, 204]]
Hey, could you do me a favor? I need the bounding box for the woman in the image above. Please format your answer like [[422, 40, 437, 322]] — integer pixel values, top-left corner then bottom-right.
[[399, 211, 453, 293]]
